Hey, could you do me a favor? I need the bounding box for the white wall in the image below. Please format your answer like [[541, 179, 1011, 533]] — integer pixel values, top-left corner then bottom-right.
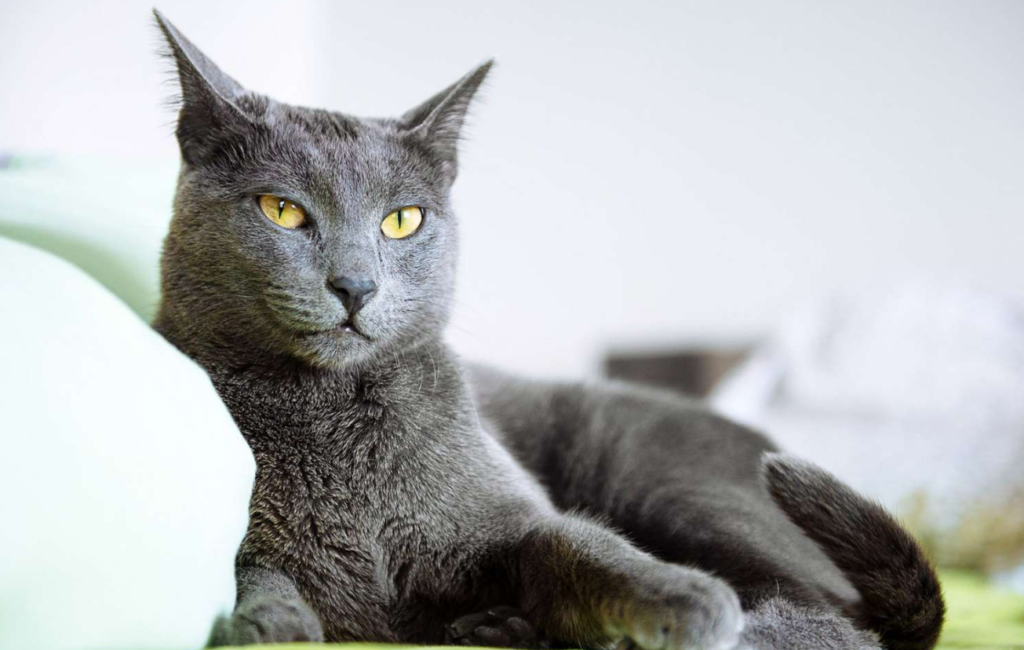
[[3, 0, 1022, 378]]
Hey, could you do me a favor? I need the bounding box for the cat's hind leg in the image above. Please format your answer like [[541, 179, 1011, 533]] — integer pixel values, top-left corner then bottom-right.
[[740, 598, 880, 650]]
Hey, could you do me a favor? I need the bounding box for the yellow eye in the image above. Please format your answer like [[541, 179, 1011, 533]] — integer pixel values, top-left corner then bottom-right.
[[259, 195, 307, 229], [381, 206, 423, 239]]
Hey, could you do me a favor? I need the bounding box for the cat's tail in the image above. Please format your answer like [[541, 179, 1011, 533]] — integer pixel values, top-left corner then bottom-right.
[[761, 453, 945, 650]]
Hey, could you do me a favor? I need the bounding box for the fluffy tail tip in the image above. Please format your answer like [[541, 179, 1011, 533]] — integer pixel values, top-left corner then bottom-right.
[[761, 453, 945, 650]]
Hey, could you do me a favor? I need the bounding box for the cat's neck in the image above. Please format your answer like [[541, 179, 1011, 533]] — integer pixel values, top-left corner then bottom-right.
[[206, 337, 468, 447], [205, 336, 463, 403]]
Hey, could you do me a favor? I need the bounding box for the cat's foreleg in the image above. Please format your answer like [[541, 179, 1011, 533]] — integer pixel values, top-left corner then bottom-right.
[[517, 514, 744, 650], [207, 566, 323, 646]]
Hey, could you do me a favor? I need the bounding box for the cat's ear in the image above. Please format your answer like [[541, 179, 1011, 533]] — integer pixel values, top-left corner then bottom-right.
[[400, 61, 493, 185], [153, 10, 252, 165]]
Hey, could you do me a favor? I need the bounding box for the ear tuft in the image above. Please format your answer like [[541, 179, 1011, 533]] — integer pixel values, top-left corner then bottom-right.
[[153, 9, 251, 165], [401, 60, 494, 184], [153, 9, 245, 104]]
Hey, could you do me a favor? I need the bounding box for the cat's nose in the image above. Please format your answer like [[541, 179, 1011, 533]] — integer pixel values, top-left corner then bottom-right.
[[328, 275, 377, 316]]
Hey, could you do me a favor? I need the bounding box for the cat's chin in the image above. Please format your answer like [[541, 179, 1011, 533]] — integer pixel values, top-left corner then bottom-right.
[[289, 328, 379, 370]]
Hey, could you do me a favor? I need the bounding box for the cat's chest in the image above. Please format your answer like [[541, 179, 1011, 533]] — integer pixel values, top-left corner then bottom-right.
[[216, 367, 504, 639], [241, 442, 483, 641], [242, 427, 454, 558]]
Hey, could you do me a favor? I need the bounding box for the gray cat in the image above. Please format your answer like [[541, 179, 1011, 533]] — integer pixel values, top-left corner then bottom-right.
[[151, 11, 944, 650]]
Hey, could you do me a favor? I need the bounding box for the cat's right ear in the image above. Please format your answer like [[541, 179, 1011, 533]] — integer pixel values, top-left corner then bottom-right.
[[153, 10, 252, 165], [399, 61, 493, 187]]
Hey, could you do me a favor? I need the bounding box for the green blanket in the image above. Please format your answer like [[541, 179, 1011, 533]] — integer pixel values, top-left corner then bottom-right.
[[937, 571, 1024, 649], [215, 571, 1023, 650]]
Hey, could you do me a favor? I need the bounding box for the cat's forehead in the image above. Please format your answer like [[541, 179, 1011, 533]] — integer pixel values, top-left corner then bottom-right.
[[260, 99, 399, 169], [260, 98, 379, 144], [228, 97, 440, 208]]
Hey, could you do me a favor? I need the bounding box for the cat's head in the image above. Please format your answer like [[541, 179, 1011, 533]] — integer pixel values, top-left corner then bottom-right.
[[153, 11, 489, 370]]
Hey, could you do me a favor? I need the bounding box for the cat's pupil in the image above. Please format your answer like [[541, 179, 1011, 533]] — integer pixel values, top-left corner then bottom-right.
[[398, 210, 403, 229], [277, 201, 285, 219]]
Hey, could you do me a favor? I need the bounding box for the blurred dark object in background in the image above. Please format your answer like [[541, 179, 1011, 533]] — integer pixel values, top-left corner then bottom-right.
[[604, 347, 749, 398]]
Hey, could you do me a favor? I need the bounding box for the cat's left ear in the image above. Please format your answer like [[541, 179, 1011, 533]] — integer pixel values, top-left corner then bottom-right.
[[400, 61, 493, 185], [153, 9, 253, 165]]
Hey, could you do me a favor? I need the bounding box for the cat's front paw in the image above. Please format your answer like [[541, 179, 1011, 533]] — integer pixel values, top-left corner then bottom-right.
[[446, 606, 549, 648], [208, 595, 324, 646], [611, 567, 743, 650]]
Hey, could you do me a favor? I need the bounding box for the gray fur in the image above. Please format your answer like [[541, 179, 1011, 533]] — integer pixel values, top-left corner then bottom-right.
[[740, 599, 880, 650], [151, 11, 943, 650]]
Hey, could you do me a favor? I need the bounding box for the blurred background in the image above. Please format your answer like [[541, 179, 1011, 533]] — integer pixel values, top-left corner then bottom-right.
[[2, 0, 1024, 611], [2, 0, 1022, 376]]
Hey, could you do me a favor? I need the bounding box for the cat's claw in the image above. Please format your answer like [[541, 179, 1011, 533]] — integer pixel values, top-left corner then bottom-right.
[[446, 606, 550, 648]]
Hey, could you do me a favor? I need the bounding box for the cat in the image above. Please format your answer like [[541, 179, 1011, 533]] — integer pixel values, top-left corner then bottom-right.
[[151, 11, 944, 650]]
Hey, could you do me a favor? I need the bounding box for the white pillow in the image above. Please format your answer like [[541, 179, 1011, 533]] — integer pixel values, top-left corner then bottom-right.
[[0, 237, 254, 650]]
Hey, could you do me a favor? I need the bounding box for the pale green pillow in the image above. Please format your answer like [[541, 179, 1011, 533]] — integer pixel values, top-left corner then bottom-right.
[[0, 155, 178, 321]]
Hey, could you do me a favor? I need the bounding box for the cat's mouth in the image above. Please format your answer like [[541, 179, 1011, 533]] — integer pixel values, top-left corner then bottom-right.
[[334, 319, 370, 339], [299, 319, 369, 340], [337, 321, 362, 336]]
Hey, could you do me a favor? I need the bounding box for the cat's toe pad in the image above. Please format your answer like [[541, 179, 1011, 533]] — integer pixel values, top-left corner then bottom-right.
[[446, 606, 548, 648]]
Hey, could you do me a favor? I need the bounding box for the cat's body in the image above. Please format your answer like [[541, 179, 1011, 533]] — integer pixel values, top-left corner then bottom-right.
[[158, 330, 747, 649], [152, 11, 943, 650]]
